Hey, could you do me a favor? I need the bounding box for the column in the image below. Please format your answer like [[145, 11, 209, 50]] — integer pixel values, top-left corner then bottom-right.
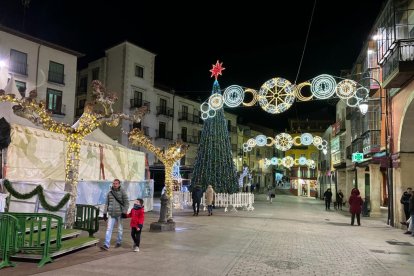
[[345, 169, 354, 202], [356, 167, 366, 200], [368, 164, 381, 217]]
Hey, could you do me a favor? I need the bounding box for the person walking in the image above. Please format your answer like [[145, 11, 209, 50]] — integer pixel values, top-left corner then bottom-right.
[[205, 185, 215, 216], [127, 198, 145, 252], [401, 187, 412, 222], [349, 188, 364, 226], [335, 190, 344, 210], [192, 185, 203, 216], [101, 179, 129, 250], [407, 190, 414, 236], [267, 184, 275, 203], [323, 188, 333, 210]]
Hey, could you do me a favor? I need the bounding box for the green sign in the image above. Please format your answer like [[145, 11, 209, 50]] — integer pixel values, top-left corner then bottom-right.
[[352, 152, 364, 163]]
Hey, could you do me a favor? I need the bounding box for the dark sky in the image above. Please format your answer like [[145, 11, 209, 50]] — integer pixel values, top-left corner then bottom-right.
[[0, 0, 385, 130]]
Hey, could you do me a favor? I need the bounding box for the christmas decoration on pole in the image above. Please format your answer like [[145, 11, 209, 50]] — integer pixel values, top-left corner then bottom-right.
[[191, 61, 238, 193], [0, 80, 147, 228], [128, 128, 188, 199]]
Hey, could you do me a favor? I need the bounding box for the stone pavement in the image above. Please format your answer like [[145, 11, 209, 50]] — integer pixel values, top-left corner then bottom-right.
[[6, 194, 414, 276]]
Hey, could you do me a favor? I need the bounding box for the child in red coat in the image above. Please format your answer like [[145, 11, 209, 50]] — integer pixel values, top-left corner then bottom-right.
[[127, 198, 145, 252]]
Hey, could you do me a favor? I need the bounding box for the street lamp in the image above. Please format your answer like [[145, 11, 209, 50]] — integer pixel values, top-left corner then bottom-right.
[[358, 98, 369, 115]]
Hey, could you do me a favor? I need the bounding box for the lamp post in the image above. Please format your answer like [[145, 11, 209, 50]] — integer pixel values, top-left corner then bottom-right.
[[360, 76, 393, 226]]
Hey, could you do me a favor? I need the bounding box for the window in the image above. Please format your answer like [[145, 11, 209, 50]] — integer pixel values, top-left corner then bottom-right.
[[92, 68, 100, 81], [79, 76, 88, 93], [9, 49, 27, 75], [227, 120, 231, 131], [48, 61, 65, 84], [132, 122, 142, 130], [132, 90, 143, 107], [46, 88, 63, 114], [135, 65, 144, 78], [181, 127, 187, 142], [181, 105, 188, 119], [160, 98, 167, 112], [159, 122, 166, 138]]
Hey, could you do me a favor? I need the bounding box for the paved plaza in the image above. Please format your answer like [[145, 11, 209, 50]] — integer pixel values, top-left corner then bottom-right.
[[6, 194, 414, 276]]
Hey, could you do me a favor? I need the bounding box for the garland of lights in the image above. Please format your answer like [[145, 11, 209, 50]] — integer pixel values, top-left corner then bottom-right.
[[264, 157, 316, 169], [128, 128, 188, 199], [200, 73, 373, 119], [243, 133, 328, 153], [4, 179, 70, 212]]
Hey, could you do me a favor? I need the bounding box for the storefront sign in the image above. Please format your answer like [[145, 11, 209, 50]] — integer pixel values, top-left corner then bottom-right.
[[352, 152, 364, 163]]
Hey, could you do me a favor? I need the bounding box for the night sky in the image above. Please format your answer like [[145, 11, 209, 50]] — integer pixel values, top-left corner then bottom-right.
[[0, 0, 385, 130]]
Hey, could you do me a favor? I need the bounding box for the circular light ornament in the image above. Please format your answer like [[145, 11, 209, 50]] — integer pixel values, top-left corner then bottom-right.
[[266, 137, 275, 146], [247, 138, 257, 147], [275, 133, 293, 151], [208, 93, 224, 110], [313, 136, 323, 146], [207, 109, 216, 118], [271, 157, 278, 165], [300, 133, 313, 146], [258, 78, 296, 114], [355, 87, 369, 99], [255, 135, 267, 146], [311, 74, 337, 99], [307, 159, 315, 167], [298, 157, 307, 166], [201, 111, 209, 120], [347, 96, 360, 107], [295, 82, 313, 101], [200, 102, 210, 112], [265, 159, 271, 166], [223, 85, 244, 107], [336, 79, 357, 99], [283, 156, 294, 168], [243, 88, 258, 106], [293, 136, 302, 146]]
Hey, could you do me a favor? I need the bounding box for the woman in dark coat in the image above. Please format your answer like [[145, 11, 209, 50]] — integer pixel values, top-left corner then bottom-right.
[[349, 188, 364, 226]]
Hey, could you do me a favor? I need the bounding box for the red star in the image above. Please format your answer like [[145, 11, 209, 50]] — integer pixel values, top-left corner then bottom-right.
[[209, 60, 225, 80]]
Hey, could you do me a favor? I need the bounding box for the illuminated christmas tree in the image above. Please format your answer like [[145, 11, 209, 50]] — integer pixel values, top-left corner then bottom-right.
[[191, 61, 238, 193]]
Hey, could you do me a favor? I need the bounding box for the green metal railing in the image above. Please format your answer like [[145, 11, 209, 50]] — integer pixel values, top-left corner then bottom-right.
[[74, 204, 99, 237], [8, 212, 63, 267], [0, 214, 21, 269]]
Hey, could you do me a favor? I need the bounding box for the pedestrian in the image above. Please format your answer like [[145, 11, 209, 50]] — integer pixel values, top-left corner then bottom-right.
[[127, 198, 145, 252], [101, 179, 129, 250], [335, 190, 344, 210], [400, 187, 412, 222], [205, 185, 215, 216], [323, 188, 333, 210], [192, 185, 203, 216], [349, 188, 363, 226], [404, 190, 414, 235], [267, 184, 275, 203]]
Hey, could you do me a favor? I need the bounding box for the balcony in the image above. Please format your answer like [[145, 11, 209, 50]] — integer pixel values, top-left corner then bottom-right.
[[382, 40, 414, 88], [178, 112, 196, 123], [332, 120, 346, 136], [9, 61, 28, 76], [130, 99, 150, 111], [48, 71, 65, 85], [156, 106, 174, 117], [362, 130, 381, 156], [155, 130, 172, 140], [351, 138, 363, 155]]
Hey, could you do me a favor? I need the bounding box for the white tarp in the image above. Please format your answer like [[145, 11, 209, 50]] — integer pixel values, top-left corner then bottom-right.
[[5, 124, 145, 182]]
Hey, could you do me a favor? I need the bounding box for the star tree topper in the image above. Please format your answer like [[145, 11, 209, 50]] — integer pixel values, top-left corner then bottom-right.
[[210, 60, 225, 80]]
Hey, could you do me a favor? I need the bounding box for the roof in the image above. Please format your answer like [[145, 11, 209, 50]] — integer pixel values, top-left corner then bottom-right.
[[104, 40, 157, 56], [0, 25, 84, 57]]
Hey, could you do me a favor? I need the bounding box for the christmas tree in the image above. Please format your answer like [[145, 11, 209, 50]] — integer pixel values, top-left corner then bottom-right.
[[191, 61, 238, 193]]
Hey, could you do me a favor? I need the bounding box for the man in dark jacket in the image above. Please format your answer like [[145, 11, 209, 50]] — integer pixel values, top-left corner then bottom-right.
[[401, 187, 412, 221], [192, 185, 203, 216], [324, 188, 333, 210], [101, 179, 129, 250]]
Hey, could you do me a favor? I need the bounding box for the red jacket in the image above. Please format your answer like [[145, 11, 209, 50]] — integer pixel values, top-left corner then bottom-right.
[[349, 189, 363, 214], [127, 207, 145, 228]]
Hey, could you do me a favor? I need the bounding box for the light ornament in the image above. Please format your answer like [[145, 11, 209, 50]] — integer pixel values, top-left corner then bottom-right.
[[311, 74, 337, 99], [266, 136, 275, 146], [312, 136, 323, 146], [355, 87, 369, 99], [293, 136, 302, 146], [359, 99, 369, 115], [271, 157, 278, 165], [223, 85, 244, 107], [300, 133, 313, 146], [258, 78, 295, 114], [207, 108, 216, 118], [295, 82, 313, 101], [210, 60, 225, 80], [255, 135, 267, 147], [275, 133, 293, 151], [129, 128, 188, 199], [242, 88, 258, 106], [264, 156, 317, 169], [298, 157, 307, 166], [247, 138, 256, 147], [208, 93, 224, 110], [282, 156, 295, 168], [336, 79, 357, 99], [347, 96, 360, 107]]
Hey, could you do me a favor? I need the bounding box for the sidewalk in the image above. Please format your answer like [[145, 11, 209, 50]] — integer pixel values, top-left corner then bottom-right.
[[6, 194, 414, 276]]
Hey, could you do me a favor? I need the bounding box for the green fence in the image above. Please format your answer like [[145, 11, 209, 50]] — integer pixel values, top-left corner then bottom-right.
[[74, 204, 100, 237], [0, 214, 21, 269]]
